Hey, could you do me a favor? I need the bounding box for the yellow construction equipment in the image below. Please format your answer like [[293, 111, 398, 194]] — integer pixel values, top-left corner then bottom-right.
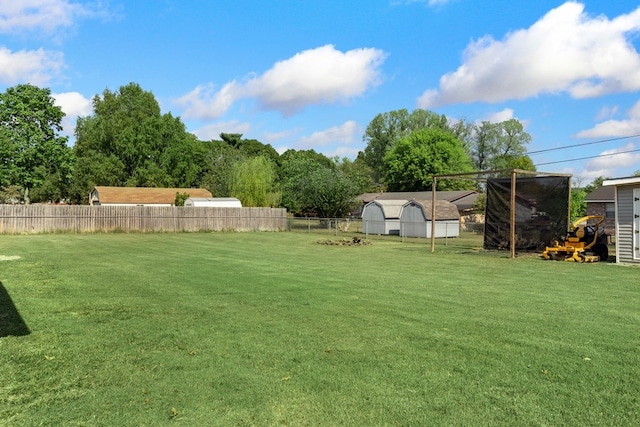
[[541, 215, 609, 262]]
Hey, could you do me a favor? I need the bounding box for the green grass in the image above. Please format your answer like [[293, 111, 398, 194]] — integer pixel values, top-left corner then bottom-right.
[[1, 232, 639, 426]]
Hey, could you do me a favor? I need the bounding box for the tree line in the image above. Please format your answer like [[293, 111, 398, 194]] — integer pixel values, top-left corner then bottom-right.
[[1, 82, 536, 217]]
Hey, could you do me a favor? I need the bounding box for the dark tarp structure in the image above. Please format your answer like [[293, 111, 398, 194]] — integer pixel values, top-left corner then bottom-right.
[[0, 281, 30, 337], [484, 176, 570, 251]]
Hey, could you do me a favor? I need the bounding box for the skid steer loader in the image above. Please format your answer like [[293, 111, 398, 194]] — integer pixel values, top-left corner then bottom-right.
[[541, 215, 609, 262]]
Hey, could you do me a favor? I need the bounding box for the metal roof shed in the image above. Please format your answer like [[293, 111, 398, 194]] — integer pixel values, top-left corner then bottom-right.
[[362, 200, 406, 235], [400, 199, 460, 238], [603, 176, 640, 264], [184, 197, 242, 207]]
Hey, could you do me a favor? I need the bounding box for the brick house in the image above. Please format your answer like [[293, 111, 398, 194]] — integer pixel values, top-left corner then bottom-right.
[[585, 186, 615, 234]]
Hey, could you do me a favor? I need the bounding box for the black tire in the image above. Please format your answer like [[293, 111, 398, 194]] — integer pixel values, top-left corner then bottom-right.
[[593, 243, 609, 262]]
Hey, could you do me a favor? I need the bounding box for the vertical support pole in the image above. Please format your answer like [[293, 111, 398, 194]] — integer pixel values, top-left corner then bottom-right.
[[510, 170, 516, 259], [567, 177, 572, 232], [431, 176, 437, 253]]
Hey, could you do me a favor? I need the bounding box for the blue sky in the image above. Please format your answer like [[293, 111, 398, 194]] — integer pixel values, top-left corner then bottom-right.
[[2, 0, 640, 184]]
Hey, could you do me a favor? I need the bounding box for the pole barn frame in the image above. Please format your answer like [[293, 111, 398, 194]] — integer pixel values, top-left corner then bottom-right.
[[430, 169, 572, 258]]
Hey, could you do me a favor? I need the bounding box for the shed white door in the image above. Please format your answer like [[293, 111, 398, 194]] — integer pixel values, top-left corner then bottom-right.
[[634, 188, 640, 260]]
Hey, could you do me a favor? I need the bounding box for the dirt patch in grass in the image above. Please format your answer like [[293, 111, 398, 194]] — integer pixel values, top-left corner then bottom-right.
[[317, 237, 371, 246]]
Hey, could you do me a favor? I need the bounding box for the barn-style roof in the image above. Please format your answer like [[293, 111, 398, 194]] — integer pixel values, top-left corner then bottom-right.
[[357, 190, 478, 212], [405, 199, 460, 220], [365, 199, 406, 219], [90, 186, 213, 205]]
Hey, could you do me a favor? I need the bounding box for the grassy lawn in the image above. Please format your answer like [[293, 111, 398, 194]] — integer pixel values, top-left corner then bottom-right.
[[1, 232, 639, 426]]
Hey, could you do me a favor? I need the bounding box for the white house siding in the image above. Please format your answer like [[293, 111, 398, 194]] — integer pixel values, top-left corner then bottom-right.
[[614, 185, 639, 264], [635, 188, 640, 261]]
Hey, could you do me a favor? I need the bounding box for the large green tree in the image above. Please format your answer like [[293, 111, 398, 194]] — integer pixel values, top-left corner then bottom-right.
[[71, 83, 205, 203], [383, 128, 474, 191], [201, 134, 283, 198], [335, 155, 378, 194], [280, 152, 358, 217], [470, 119, 534, 172], [362, 109, 464, 183], [0, 84, 74, 203], [229, 156, 280, 207], [201, 140, 245, 197]]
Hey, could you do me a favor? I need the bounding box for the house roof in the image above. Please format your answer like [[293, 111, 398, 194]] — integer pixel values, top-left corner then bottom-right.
[[603, 176, 640, 187], [91, 186, 213, 205], [585, 186, 615, 203], [364, 199, 406, 219], [405, 199, 460, 220], [357, 190, 478, 211]]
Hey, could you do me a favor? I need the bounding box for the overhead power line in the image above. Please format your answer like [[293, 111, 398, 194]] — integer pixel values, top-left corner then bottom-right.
[[533, 147, 640, 167], [528, 133, 640, 155]]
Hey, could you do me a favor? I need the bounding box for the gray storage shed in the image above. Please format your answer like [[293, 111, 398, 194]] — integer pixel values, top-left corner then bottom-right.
[[362, 200, 406, 235], [399, 199, 460, 238], [603, 177, 640, 264]]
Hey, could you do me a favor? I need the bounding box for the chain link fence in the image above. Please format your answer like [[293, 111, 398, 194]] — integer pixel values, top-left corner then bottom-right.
[[287, 216, 478, 247]]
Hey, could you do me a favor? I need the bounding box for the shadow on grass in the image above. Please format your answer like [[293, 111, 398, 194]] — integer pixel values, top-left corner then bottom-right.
[[0, 281, 30, 337]]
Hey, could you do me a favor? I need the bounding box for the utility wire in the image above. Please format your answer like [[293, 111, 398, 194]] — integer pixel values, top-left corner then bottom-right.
[[533, 147, 640, 167], [528, 133, 640, 155]]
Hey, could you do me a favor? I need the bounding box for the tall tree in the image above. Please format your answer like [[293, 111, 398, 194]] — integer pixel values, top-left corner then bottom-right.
[[471, 121, 498, 171], [383, 128, 474, 191], [220, 132, 243, 148], [0, 84, 74, 203], [492, 119, 533, 170], [362, 109, 412, 182], [280, 151, 357, 217], [228, 156, 280, 207], [335, 155, 378, 194], [71, 83, 203, 202], [201, 140, 246, 197], [469, 119, 534, 172], [362, 109, 458, 183]]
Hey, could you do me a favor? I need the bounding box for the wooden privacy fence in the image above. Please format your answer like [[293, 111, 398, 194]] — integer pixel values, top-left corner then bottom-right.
[[0, 205, 288, 234]]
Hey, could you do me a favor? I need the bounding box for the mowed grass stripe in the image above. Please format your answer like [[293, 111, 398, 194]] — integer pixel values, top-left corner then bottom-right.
[[0, 232, 639, 426]]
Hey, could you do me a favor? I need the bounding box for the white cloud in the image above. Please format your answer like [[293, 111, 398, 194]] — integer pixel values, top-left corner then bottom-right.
[[177, 45, 387, 120], [274, 145, 290, 155], [262, 128, 302, 144], [594, 105, 619, 121], [0, 0, 110, 34], [576, 99, 640, 138], [328, 146, 362, 159], [295, 121, 361, 150], [0, 46, 64, 85], [53, 91, 92, 135], [418, 2, 640, 108], [191, 120, 252, 141], [482, 108, 515, 123], [53, 91, 92, 116], [582, 142, 640, 178], [175, 82, 241, 122]]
